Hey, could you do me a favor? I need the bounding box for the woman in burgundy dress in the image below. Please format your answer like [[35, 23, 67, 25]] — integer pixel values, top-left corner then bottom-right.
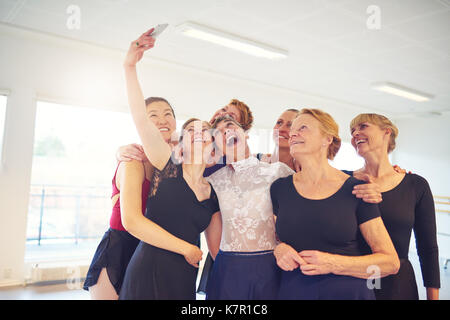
[[83, 97, 177, 299]]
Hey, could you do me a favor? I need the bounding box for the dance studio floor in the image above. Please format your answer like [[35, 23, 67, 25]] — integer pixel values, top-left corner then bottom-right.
[[0, 252, 449, 300]]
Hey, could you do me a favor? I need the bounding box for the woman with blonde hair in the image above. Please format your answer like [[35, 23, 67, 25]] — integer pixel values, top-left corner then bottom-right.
[[271, 108, 400, 300], [348, 113, 440, 300]]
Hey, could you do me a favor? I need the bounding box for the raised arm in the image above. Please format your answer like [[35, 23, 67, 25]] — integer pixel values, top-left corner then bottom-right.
[[123, 30, 171, 171], [118, 160, 202, 267]]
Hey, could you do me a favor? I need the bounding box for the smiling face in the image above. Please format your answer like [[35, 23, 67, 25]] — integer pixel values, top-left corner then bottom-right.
[[289, 113, 332, 160], [212, 117, 247, 162], [273, 110, 299, 148], [350, 113, 398, 157], [180, 119, 214, 165], [146, 101, 177, 142], [350, 121, 390, 157]]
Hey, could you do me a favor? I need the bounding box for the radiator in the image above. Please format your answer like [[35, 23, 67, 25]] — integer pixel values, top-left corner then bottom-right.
[[28, 262, 89, 286]]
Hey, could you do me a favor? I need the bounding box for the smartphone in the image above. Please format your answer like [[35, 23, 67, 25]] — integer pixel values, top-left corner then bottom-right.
[[150, 23, 168, 38]]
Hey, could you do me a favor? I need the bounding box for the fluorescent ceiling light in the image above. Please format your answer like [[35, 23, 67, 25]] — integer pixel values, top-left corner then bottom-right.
[[176, 22, 288, 60], [371, 82, 433, 102], [415, 111, 442, 118]]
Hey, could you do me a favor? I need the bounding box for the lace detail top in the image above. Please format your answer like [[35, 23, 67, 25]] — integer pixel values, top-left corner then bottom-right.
[[148, 157, 178, 198], [206, 156, 294, 252]]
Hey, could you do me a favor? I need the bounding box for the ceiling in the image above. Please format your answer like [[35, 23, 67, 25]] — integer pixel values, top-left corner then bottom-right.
[[1, 0, 450, 118]]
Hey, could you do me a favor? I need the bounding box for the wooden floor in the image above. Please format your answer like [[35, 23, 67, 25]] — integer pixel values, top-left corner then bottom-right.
[[0, 283, 90, 300]]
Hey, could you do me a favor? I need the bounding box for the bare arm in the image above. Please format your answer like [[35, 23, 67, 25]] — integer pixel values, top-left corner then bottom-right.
[[427, 287, 439, 300], [119, 160, 202, 267], [333, 217, 399, 278], [123, 31, 171, 171], [299, 217, 400, 279], [204, 211, 222, 260], [274, 242, 307, 271]]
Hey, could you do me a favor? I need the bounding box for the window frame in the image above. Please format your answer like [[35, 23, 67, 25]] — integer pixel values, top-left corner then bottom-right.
[[0, 89, 10, 168]]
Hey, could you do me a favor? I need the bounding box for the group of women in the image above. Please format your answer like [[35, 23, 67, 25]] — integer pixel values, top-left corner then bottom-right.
[[83, 28, 440, 300]]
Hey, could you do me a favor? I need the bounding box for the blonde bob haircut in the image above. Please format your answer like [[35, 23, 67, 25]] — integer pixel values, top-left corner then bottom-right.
[[298, 108, 341, 160], [350, 113, 399, 153]]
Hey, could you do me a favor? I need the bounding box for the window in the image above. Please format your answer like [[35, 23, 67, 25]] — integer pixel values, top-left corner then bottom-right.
[[329, 141, 365, 171], [26, 101, 142, 259], [248, 128, 274, 156], [0, 95, 6, 164]]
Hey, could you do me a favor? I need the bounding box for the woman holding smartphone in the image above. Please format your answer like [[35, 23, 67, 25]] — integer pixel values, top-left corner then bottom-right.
[[118, 29, 220, 299]]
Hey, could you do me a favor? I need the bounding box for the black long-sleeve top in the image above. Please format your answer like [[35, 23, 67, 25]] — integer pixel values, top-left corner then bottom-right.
[[344, 171, 440, 288]]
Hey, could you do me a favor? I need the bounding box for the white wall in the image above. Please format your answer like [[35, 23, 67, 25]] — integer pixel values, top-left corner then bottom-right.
[[393, 114, 450, 260], [394, 114, 450, 197], [0, 23, 365, 286]]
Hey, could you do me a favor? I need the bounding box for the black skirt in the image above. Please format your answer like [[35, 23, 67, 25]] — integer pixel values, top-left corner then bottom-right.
[[196, 253, 214, 295], [374, 259, 419, 300], [119, 241, 199, 300], [83, 228, 139, 295]]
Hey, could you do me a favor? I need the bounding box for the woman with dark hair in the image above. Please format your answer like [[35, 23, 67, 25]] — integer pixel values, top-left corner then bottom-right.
[[118, 29, 220, 299], [348, 113, 440, 300], [83, 96, 177, 300], [113, 96, 255, 297], [116, 98, 253, 174]]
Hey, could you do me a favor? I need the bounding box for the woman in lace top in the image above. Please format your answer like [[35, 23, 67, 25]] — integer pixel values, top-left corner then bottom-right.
[[204, 116, 294, 300], [83, 97, 175, 300]]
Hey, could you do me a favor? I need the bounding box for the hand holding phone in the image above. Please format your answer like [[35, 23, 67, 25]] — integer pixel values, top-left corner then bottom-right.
[[149, 23, 168, 38]]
